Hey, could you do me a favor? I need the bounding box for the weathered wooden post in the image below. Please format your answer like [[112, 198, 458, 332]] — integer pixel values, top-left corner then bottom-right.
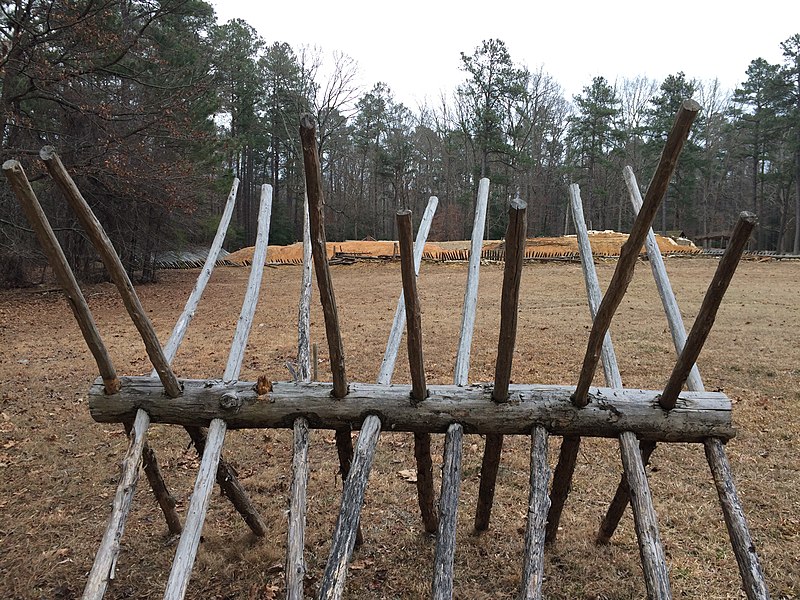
[[475, 196, 527, 532]]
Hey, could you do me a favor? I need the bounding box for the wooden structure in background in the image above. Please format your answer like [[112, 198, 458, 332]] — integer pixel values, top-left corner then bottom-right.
[[2, 103, 770, 600]]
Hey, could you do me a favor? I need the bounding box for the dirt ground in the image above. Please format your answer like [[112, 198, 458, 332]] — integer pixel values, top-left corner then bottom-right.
[[0, 258, 797, 599]]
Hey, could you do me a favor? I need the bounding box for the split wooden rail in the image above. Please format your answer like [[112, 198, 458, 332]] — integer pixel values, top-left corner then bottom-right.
[[2, 101, 770, 600]]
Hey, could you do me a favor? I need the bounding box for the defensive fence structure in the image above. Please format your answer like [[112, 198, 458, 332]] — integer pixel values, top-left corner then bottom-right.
[[2, 99, 769, 600]]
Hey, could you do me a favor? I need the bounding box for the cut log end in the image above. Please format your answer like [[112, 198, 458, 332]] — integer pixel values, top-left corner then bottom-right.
[[681, 98, 702, 113], [39, 146, 57, 161], [2, 159, 20, 171], [300, 113, 316, 131]]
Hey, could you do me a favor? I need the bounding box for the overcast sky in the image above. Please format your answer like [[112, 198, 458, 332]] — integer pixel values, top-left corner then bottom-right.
[[210, 0, 799, 109]]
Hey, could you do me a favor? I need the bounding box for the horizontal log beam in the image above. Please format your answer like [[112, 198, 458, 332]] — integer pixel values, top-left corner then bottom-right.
[[89, 378, 734, 442]]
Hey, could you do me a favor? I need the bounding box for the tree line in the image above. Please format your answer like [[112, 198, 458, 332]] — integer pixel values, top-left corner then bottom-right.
[[2, 0, 799, 286]]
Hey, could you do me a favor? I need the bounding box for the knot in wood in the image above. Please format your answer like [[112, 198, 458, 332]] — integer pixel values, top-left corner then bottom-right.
[[220, 392, 242, 411]]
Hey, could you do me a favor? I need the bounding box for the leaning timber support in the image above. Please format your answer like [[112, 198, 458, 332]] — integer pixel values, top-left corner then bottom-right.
[[299, 115, 356, 531], [548, 182, 621, 543], [165, 185, 273, 599], [454, 178, 490, 383], [519, 426, 550, 600], [704, 439, 770, 600], [572, 100, 701, 407], [568, 184, 672, 598], [475, 196, 527, 532], [2, 160, 181, 598], [659, 212, 756, 410], [431, 423, 463, 600], [597, 166, 701, 543], [397, 210, 438, 534], [40, 147, 182, 397], [318, 415, 382, 600], [624, 172, 768, 598]]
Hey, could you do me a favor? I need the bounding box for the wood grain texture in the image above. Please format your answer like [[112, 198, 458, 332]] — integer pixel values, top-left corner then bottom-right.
[[705, 439, 770, 600], [90, 378, 734, 442], [286, 418, 310, 600], [519, 426, 550, 600], [431, 423, 463, 600], [318, 415, 381, 600], [164, 418, 227, 600], [82, 410, 149, 600], [397, 210, 427, 403]]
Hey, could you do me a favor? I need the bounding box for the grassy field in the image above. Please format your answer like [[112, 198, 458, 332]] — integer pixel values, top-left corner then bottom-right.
[[0, 258, 797, 599]]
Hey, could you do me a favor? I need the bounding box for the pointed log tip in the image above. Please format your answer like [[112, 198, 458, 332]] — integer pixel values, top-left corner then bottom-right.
[[681, 98, 702, 113], [2, 159, 19, 171], [39, 146, 57, 161], [299, 113, 316, 130]]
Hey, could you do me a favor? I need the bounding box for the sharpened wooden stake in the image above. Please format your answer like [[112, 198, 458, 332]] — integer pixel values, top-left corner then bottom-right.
[[566, 184, 671, 598], [397, 209, 438, 534], [548, 183, 619, 543], [164, 419, 225, 600], [475, 197, 527, 532], [572, 100, 701, 407], [165, 185, 273, 599], [659, 212, 756, 410], [319, 415, 381, 600], [431, 423, 463, 600], [454, 178, 490, 385], [39, 147, 182, 398], [519, 426, 550, 600], [296, 194, 313, 382], [378, 197, 438, 384]]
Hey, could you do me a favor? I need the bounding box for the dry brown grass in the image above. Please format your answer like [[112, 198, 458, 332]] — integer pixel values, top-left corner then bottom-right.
[[0, 258, 798, 599]]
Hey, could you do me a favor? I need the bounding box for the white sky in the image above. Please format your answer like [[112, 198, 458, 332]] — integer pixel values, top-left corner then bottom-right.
[[211, 0, 799, 109]]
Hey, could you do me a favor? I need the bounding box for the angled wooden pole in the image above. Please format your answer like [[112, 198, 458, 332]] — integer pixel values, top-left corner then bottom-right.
[[597, 166, 700, 543], [624, 171, 768, 600], [378, 196, 438, 384], [659, 212, 756, 409], [572, 100, 701, 407], [165, 185, 273, 600], [475, 196, 526, 532], [397, 209, 438, 534], [624, 167, 703, 391], [299, 115, 348, 399], [454, 178, 490, 384], [431, 423, 463, 600], [318, 414, 381, 600], [3, 160, 182, 599], [563, 184, 672, 598], [39, 147, 181, 398], [299, 116, 356, 527]]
